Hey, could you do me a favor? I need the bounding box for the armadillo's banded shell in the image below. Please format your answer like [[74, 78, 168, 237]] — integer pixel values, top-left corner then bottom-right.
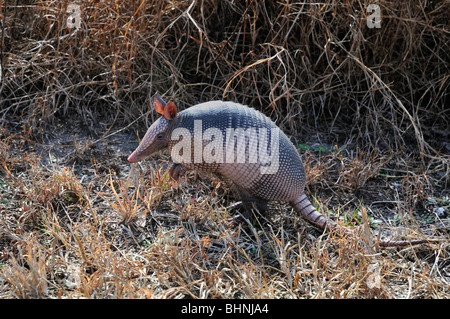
[[167, 101, 306, 202]]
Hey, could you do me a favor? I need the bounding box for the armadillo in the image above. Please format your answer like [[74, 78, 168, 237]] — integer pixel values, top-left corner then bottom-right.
[[128, 94, 440, 247]]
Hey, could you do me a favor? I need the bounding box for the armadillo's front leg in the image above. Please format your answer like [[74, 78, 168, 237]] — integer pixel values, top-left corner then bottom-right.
[[169, 163, 186, 181]]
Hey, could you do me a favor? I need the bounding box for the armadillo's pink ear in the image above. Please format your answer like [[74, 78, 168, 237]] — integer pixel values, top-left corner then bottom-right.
[[164, 102, 177, 120], [153, 94, 166, 115]]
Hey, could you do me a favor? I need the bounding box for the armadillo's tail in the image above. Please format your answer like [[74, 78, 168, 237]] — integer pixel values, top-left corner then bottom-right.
[[290, 193, 444, 247], [289, 192, 338, 231]]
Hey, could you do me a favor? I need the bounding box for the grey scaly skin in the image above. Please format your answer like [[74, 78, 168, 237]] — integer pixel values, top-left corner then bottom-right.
[[128, 94, 441, 248]]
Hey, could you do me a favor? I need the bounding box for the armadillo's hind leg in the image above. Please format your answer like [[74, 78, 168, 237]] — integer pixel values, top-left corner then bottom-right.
[[241, 199, 269, 218], [228, 184, 269, 219], [290, 193, 337, 231]]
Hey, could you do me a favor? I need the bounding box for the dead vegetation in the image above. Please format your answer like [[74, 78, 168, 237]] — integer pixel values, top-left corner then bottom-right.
[[0, 1, 449, 298]]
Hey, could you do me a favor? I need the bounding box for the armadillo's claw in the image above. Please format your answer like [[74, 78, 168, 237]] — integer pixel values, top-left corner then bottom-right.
[[169, 163, 186, 182], [225, 202, 244, 226]]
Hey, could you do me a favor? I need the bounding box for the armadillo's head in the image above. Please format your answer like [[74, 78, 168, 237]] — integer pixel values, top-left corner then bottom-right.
[[128, 94, 178, 163]]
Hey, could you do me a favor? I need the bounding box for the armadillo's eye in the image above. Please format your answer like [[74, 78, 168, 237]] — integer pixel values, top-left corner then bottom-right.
[[156, 133, 164, 140]]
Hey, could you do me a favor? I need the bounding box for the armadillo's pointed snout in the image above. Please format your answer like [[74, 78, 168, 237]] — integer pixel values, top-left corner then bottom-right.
[[128, 128, 156, 163], [127, 149, 141, 163], [127, 153, 137, 163]]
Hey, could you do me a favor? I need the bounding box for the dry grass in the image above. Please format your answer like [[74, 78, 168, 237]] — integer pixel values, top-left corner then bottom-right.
[[1, 1, 449, 299], [0, 131, 448, 299], [1, 1, 448, 153]]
